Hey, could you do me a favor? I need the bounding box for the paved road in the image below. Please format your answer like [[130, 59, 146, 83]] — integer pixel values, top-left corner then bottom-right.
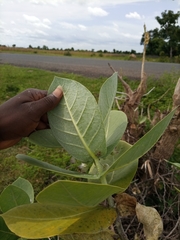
[[0, 53, 179, 79]]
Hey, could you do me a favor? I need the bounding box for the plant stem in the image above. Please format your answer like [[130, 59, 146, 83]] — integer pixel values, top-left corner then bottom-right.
[[93, 156, 103, 175], [100, 174, 129, 240], [100, 175, 115, 207]]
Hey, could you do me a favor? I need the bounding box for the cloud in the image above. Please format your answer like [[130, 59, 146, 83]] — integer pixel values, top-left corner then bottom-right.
[[78, 24, 87, 31], [59, 22, 77, 30], [88, 7, 108, 17], [29, 0, 58, 6], [76, 0, 151, 6], [121, 32, 140, 39], [59, 22, 87, 31], [43, 18, 51, 25], [125, 12, 144, 20], [23, 14, 51, 28], [35, 29, 48, 36], [23, 14, 40, 23], [98, 32, 110, 38]]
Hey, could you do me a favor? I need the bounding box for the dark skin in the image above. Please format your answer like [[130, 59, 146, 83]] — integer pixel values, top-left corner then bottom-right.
[[0, 86, 63, 149]]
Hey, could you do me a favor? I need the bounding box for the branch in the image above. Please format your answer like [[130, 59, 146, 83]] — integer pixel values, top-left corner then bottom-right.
[[165, 216, 180, 239], [108, 63, 133, 96], [115, 214, 129, 240]]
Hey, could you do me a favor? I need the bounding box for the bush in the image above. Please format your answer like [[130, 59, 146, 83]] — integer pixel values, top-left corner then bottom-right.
[[64, 51, 72, 56]]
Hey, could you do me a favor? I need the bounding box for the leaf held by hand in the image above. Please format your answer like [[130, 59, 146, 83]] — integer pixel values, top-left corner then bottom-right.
[[48, 77, 107, 162]]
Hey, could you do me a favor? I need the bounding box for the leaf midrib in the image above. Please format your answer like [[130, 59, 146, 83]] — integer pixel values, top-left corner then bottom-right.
[[64, 91, 98, 161]]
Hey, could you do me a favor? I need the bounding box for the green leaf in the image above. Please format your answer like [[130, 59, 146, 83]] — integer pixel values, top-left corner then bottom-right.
[[12, 177, 34, 203], [105, 110, 127, 155], [61, 205, 115, 235], [98, 72, 118, 124], [36, 180, 124, 207], [105, 141, 138, 187], [0, 216, 18, 240], [2, 204, 116, 239], [103, 109, 175, 174], [16, 154, 99, 180], [0, 185, 30, 213], [48, 76, 107, 162], [89, 141, 138, 189], [29, 129, 60, 148]]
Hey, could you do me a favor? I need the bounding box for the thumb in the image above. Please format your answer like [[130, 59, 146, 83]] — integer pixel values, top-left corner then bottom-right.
[[32, 86, 63, 116]]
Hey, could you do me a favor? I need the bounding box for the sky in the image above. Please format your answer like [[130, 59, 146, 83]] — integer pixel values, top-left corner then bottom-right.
[[0, 0, 180, 53]]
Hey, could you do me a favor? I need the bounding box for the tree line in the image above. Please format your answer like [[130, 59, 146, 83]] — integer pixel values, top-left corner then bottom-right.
[[141, 10, 180, 58]]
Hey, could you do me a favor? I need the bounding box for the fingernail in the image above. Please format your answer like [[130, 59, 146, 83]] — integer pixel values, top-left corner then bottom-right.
[[53, 86, 63, 98]]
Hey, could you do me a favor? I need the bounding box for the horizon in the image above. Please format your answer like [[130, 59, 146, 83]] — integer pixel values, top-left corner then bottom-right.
[[0, 0, 179, 53]]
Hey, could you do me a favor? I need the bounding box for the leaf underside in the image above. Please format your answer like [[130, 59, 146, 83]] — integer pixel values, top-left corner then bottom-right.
[[48, 76, 107, 162], [16, 154, 99, 180], [29, 129, 60, 148]]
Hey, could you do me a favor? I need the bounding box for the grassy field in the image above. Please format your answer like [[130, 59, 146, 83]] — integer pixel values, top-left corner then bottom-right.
[[0, 64, 179, 195], [1, 46, 180, 63], [0, 46, 141, 60]]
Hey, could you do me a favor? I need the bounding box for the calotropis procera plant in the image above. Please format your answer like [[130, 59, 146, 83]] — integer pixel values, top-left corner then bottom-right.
[[0, 73, 175, 239]]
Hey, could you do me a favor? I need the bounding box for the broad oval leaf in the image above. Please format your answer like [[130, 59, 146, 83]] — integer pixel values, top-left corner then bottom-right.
[[29, 129, 60, 148], [2, 203, 116, 239], [0, 185, 30, 213], [12, 177, 34, 203], [103, 109, 176, 174], [61, 206, 116, 236], [48, 76, 107, 162], [105, 110, 127, 155], [105, 141, 138, 188], [98, 72, 118, 125], [36, 180, 124, 207]]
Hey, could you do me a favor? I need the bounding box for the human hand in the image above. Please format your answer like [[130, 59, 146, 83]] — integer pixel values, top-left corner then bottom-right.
[[0, 86, 63, 149]]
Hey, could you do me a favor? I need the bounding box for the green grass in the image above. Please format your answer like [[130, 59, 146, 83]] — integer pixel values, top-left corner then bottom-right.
[[1, 46, 180, 63], [1, 46, 143, 61], [0, 64, 179, 194], [0, 64, 108, 194], [0, 64, 107, 103]]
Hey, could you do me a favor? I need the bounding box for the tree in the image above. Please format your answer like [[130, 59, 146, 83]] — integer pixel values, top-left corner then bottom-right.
[[156, 10, 180, 58], [130, 49, 136, 54], [42, 45, 49, 50], [140, 10, 180, 57], [141, 28, 166, 55]]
